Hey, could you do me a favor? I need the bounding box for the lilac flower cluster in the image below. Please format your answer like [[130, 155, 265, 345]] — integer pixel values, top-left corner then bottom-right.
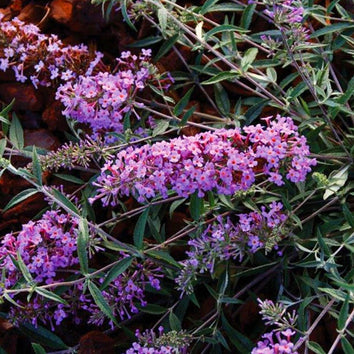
[[176, 202, 288, 294], [91, 116, 316, 206], [262, 0, 305, 25], [0, 210, 79, 287], [0, 15, 102, 88], [87, 257, 163, 327], [256, 0, 310, 48], [8, 256, 162, 330], [55, 50, 153, 138], [252, 329, 298, 354], [126, 326, 191, 354], [0, 211, 163, 328]]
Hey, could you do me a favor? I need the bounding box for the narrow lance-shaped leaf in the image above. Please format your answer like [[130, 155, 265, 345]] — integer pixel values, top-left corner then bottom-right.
[[16, 251, 33, 283], [31, 343, 47, 354], [32, 146, 42, 186], [78, 218, 89, 275], [203, 71, 239, 85], [307, 341, 326, 354], [35, 288, 68, 305], [0, 98, 14, 126], [133, 207, 149, 250], [200, 0, 219, 14], [49, 188, 80, 215], [101, 256, 134, 290], [88, 280, 118, 326], [173, 87, 194, 116], [121, 0, 137, 31], [19, 322, 68, 349], [241, 48, 258, 72], [169, 311, 182, 331], [0, 139, 6, 157], [189, 191, 204, 220], [3, 188, 38, 212], [341, 337, 354, 354], [338, 294, 349, 330], [9, 112, 24, 150], [155, 33, 179, 61], [157, 7, 168, 34]]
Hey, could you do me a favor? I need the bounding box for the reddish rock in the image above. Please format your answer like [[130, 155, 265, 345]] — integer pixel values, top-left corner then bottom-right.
[[42, 99, 68, 131], [0, 83, 43, 111], [79, 331, 115, 354], [0, 171, 32, 195], [2, 193, 46, 220], [49, 0, 73, 25], [24, 128, 61, 151], [17, 3, 48, 25]]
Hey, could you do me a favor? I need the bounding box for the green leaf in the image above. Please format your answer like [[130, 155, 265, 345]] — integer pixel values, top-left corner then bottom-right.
[[241, 48, 258, 72], [200, 0, 219, 14], [49, 188, 80, 215], [152, 120, 170, 137], [219, 297, 243, 304], [307, 341, 326, 354], [0, 98, 14, 126], [145, 250, 181, 269], [221, 313, 254, 352], [77, 218, 89, 275], [101, 257, 134, 290], [323, 165, 349, 200], [169, 312, 181, 331], [88, 280, 118, 326], [32, 343, 47, 354], [266, 67, 277, 83], [169, 198, 187, 219], [244, 99, 269, 125], [9, 113, 24, 150], [4, 292, 24, 308], [203, 71, 239, 85], [180, 105, 197, 126], [174, 87, 194, 116], [0, 139, 6, 158], [16, 251, 33, 283], [32, 146, 42, 186], [218, 194, 235, 210], [310, 23, 354, 38], [134, 207, 149, 250], [155, 34, 179, 61], [157, 7, 168, 33], [3, 188, 38, 212], [204, 24, 247, 40], [214, 83, 230, 116], [318, 287, 346, 301], [34, 288, 68, 305], [19, 323, 68, 349], [53, 174, 84, 185], [342, 337, 354, 354], [215, 330, 230, 351], [338, 294, 349, 331], [137, 303, 167, 315], [121, 0, 136, 31], [288, 81, 308, 99], [189, 191, 204, 220], [342, 203, 354, 228], [240, 4, 256, 30], [128, 36, 162, 48]]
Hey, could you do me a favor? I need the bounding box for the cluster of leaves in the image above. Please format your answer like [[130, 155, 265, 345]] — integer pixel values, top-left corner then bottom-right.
[[0, 0, 353, 353]]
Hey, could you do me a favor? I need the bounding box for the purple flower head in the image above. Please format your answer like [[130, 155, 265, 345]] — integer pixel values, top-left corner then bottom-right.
[[91, 116, 316, 207], [176, 203, 289, 294], [0, 17, 103, 88]]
